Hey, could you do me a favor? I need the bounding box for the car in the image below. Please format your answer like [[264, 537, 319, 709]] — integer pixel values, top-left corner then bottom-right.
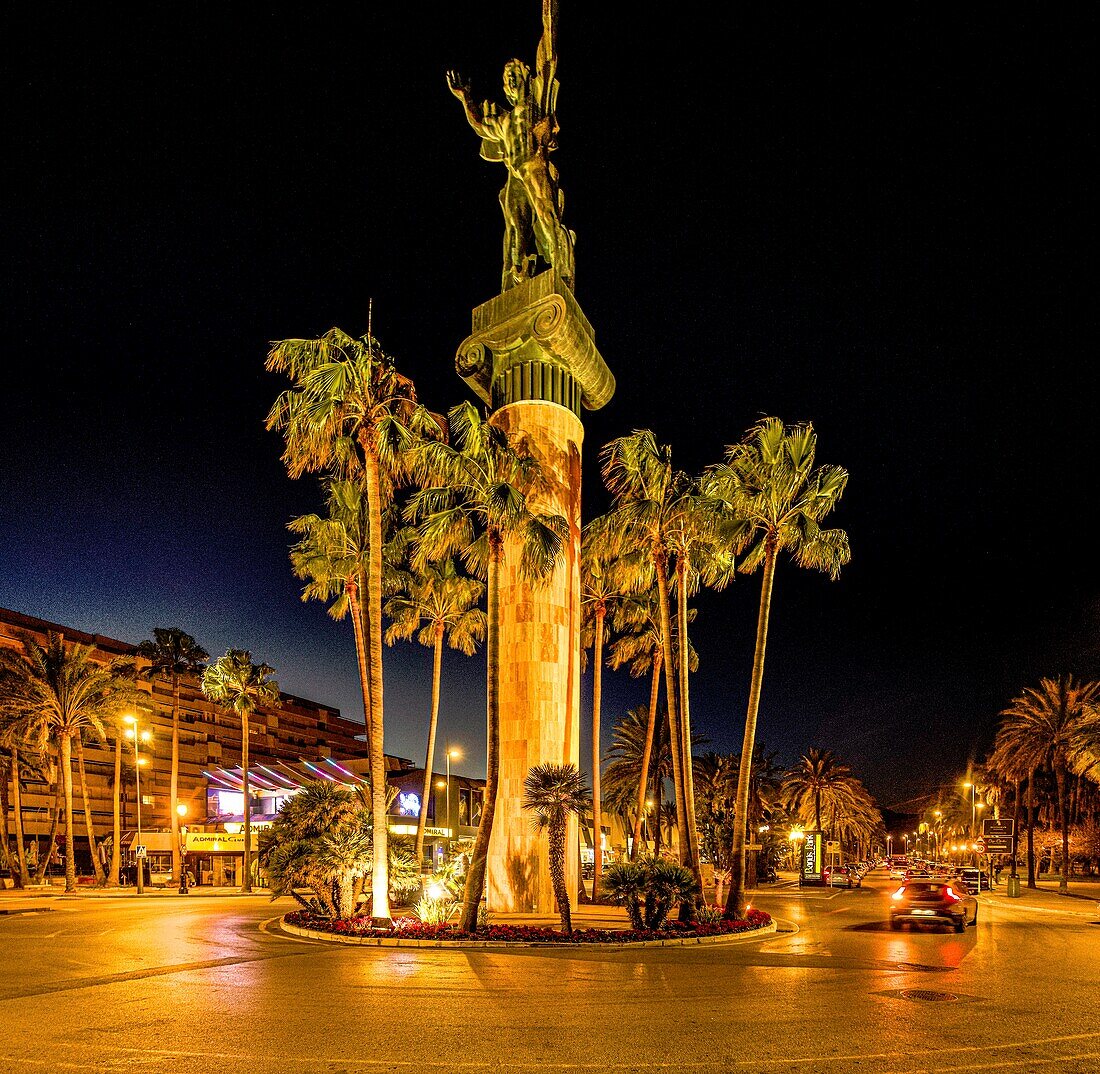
[[825, 864, 861, 888], [890, 879, 978, 932], [957, 867, 992, 892]]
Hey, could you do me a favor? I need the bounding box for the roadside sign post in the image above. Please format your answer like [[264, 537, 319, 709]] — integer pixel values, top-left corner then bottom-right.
[[983, 818, 1020, 896]]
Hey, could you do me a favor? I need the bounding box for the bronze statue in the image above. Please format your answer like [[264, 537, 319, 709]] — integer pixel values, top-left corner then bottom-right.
[[447, 0, 575, 293]]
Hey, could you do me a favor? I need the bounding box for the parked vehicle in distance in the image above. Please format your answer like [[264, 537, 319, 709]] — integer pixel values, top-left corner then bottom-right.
[[958, 867, 992, 892], [890, 879, 978, 932], [825, 864, 861, 888]]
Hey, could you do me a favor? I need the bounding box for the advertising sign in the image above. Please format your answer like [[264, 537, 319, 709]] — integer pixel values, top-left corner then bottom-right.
[[800, 832, 824, 885]]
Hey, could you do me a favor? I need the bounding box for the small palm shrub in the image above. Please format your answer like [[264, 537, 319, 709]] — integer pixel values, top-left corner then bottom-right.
[[413, 894, 458, 925], [694, 903, 725, 925], [603, 857, 697, 930]]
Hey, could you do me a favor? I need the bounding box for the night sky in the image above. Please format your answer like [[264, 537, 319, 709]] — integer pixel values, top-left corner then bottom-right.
[[3, 5, 1096, 808]]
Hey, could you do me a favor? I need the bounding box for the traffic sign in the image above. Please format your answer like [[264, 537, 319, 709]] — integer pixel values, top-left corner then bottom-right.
[[974, 838, 986, 853], [134, 845, 147, 858]]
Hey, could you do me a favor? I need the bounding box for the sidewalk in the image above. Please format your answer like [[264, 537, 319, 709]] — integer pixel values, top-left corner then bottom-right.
[[982, 876, 1100, 918], [0, 883, 267, 912]]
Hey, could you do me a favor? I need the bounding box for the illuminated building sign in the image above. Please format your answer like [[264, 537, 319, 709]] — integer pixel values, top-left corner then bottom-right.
[[389, 824, 451, 838], [185, 831, 259, 853], [398, 792, 421, 816]]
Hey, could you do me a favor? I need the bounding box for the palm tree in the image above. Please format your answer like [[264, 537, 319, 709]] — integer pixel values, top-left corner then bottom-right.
[[596, 431, 705, 893], [781, 748, 862, 835], [602, 703, 674, 856], [384, 557, 486, 866], [201, 650, 279, 893], [288, 479, 380, 773], [407, 401, 566, 932], [0, 632, 138, 892], [704, 416, 850, 919], [605, 587, 692, 857], [267, 326, 439, 924], [0, 712, 48, 888], [989, 676, 1100, 892], [522, 763, 591, 934], [579, 530, 631, 893], [134, 627, 208, 888], [73, 730, 106, 884]]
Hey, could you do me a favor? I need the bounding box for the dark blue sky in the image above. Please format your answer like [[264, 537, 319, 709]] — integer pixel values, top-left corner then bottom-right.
[[3, 5, 1096, 807]]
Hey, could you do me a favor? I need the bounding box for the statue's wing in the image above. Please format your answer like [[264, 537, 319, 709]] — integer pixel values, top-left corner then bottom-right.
[[535, 0, 558, 122]]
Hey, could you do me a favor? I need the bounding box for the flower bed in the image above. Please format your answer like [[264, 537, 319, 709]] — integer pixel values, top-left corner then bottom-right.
[[284, 907, 771, 944]]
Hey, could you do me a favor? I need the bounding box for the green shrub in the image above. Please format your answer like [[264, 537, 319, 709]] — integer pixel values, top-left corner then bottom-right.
[[603, 857, 697, 929]]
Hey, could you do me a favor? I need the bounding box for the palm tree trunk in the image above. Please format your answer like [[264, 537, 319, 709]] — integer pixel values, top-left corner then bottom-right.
[[11, 746, 30, 886], [653, 719, 664, 858], [241, 710, 252, 893], [1056, 763, 1069, 892], [1026, 771, 1036, 888], [459, 535, 502, 932], [75, 736, 105, 885], [726, 540, 777, 921], [631, 655, 662, 858], [591, 606, 605, 895], [550, 817, 572, 933], [676, 561, 704, 906], [60, 735, 77, 893], [1010, 778, 1020, 879], [110, 734, 121, 885], [415, 625, 444, 868], [36, 773, 61, 883], [655, 554, 688, 865], [171, 675, 181, 888], [347, 577, 373, 745], [363, 442, 390, 924], [0, 766, 15, 884]]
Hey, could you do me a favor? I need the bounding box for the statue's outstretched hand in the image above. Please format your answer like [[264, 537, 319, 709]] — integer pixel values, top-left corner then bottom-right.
[[446, 70, 469, 99]]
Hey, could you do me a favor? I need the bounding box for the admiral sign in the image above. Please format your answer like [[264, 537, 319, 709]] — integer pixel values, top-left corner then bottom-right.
[[185, 831, 259, 853]]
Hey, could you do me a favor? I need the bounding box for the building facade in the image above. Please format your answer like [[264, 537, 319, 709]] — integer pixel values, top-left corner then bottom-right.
[[1, 608, 484, 885]]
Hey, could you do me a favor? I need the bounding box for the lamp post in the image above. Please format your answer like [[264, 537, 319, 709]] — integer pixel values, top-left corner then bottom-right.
[[789, 828, 805, 874], [446, 747, 461, 847], [123, 715, 151, 895], [965, 781, 983, 864], [176, 804, 189, 894]]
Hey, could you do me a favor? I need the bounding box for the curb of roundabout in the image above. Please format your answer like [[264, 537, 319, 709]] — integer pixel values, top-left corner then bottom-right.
[[279, 916, 778, 949]]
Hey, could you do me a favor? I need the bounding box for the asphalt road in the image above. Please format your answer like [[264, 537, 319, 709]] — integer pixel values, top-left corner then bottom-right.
[[1, 872, 1098, 1073]]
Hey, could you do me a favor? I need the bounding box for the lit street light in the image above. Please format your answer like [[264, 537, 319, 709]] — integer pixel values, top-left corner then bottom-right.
[[123, 714, 151, 895], [177, 803, 189, 894], [446, 746, 461, 847]]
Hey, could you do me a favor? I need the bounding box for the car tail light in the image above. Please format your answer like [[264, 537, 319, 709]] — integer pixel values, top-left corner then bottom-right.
[[944, 887, 960, 903], [891, 887, 905, 901]]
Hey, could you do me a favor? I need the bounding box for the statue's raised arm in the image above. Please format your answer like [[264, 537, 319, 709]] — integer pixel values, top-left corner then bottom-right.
[[447, 0, 575, 293]]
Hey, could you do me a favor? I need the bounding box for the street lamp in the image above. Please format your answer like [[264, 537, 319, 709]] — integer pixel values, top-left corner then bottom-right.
[[176, 803, 189, 894], [445, 747, 462, 844], [123, 714, 151, 895], [964, 781, 981, 863], [789, 828, 805, 872]]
